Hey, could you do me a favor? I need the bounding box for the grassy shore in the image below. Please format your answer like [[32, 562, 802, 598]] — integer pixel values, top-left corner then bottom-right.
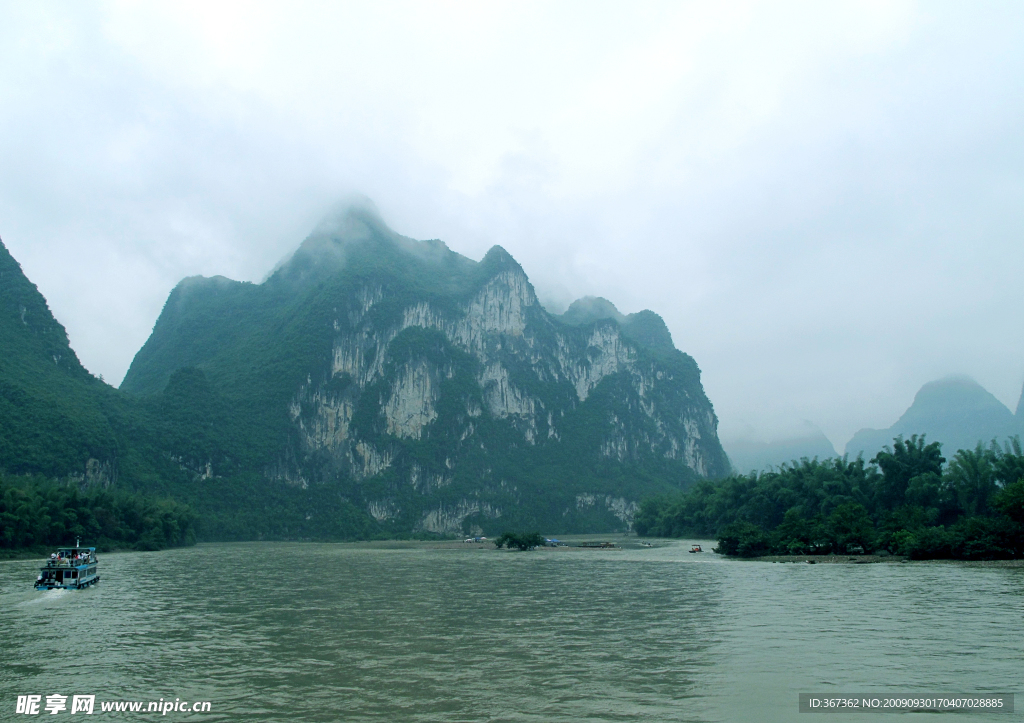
[[0, 544, 161, 562], [0, 535, 640, 560]]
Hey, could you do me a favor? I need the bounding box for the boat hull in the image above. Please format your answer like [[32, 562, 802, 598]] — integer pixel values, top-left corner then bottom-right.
[[35, 575, 100, 591]]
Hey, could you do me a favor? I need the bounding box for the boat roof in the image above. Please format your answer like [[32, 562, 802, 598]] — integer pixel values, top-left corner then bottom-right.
[[55, 547, 96, 552]]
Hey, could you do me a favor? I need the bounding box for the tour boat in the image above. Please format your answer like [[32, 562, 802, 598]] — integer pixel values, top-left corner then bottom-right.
[[35, 540, 99, 590]]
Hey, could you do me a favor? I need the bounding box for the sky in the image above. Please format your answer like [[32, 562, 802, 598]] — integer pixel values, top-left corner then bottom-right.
[[1, 1, 1022, 451]]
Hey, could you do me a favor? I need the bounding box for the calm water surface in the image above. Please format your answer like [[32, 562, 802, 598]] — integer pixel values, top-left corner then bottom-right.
[[2, 540, 1022, 722]]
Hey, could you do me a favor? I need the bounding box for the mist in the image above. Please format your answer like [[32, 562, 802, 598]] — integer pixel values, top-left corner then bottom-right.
[[1, 1, 1022, 450]]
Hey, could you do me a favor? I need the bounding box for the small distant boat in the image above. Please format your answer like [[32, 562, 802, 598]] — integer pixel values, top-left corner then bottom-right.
[[639, 541, 654, 548], [35, 539, 99, 590], [689, 544, 703, 553]]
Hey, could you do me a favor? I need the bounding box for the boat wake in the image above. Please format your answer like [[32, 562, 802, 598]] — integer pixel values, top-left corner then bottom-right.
[[18, 588, 71, 606]]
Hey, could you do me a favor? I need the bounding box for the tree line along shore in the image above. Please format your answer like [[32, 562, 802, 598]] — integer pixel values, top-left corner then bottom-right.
[[635, 435, 1024, 560], [0, 474, 196, 555], [4, 433, 1023, 561]]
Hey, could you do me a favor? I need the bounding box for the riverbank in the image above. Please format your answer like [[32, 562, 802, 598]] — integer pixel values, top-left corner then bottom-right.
[[0, 542, 186, 562], [751, 553, 1024, 567], [0, 548, 51, 562], [756, 554, 898, 564], [0, 535, 642, 561], [288, 537, 640, 552]]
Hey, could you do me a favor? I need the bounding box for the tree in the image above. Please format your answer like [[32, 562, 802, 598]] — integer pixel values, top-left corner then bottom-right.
[[872, 435, 944, 508], [771, 508, 829, 555], [494, 531, 544, 551], [993, 479, 1024, 524], [946, 444, 997, 516], [827, 502, 875, 554], [992, 437, 1024, 488], [715, 521, 769, 557]]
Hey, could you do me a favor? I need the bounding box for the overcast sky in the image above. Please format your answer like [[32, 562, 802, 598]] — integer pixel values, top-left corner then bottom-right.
[[1, 1, 1022, 450]]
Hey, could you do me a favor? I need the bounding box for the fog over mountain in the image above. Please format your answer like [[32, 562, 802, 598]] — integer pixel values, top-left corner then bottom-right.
[[722, 424, 839, 474], [2, 3, 1023, 450], [846, 376, 1024, 459]]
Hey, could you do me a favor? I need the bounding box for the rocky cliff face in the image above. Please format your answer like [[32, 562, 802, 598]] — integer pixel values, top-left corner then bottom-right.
[[122, 202, 729, 535]]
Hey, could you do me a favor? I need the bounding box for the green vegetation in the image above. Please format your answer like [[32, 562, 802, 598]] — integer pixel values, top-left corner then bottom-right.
[[104, 210, 725, 538], [7, 220, 1024, 561], [159, 473, 387, 542], [0, 473, 197, 552], [0, 239, 130, 480], [0, 211, 729, 547], [636, 435, 1024, 560], [493, 531, 545, 551]]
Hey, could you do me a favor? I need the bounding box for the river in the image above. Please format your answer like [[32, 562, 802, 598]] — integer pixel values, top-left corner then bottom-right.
[[2, 540, 1021, 721]]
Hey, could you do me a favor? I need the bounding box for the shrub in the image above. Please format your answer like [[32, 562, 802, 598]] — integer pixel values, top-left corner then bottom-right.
[[494, 531, 544, 551]]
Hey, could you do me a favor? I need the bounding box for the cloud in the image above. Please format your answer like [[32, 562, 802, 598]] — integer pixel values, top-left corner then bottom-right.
[[1, 1, 1022, 448]]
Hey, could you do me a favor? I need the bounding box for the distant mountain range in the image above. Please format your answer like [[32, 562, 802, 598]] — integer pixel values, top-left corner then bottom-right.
[[722, 375, 1024, 473], [845, 376, 1023, 458], [0, 202, 730, 538], [722, 430, 839, 474]]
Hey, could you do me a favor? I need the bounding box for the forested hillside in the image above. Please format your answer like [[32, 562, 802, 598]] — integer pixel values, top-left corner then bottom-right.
[[0, 237, 126, 480], [0, 238, 202, 551]]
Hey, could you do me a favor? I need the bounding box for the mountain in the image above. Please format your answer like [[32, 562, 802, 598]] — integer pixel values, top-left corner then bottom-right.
[[845, 376, 1022, 458], [0, 236, 125, 483], [723, 430, 838, 474], [120, 201, 730, 536], [560, 297, 677, 354], [0, 236, 216, 493]]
